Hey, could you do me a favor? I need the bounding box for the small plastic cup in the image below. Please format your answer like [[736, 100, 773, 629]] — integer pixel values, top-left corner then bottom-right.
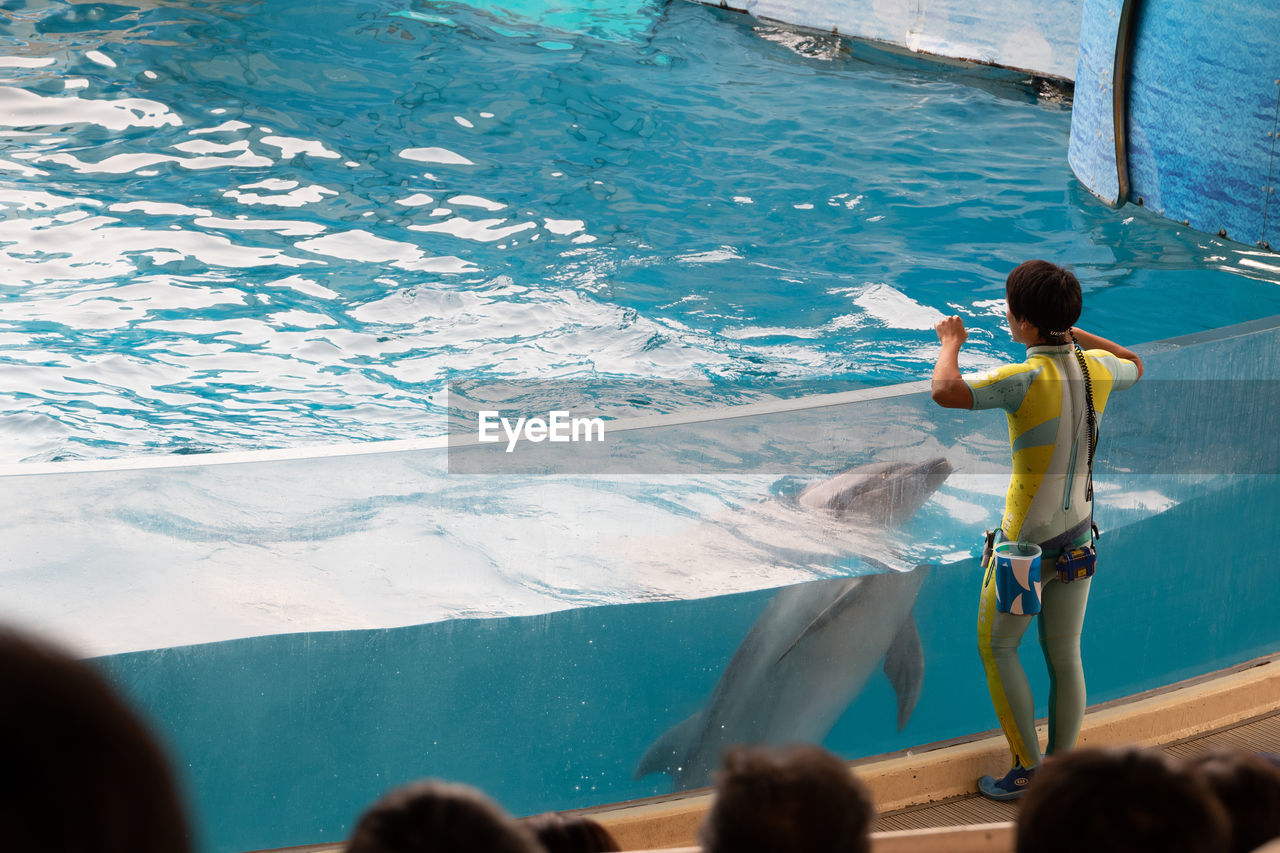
[[994, 541, 1043, 615]]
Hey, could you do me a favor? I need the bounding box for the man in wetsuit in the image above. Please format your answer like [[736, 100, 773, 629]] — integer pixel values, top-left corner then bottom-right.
[[930, 260, 1144, 800]]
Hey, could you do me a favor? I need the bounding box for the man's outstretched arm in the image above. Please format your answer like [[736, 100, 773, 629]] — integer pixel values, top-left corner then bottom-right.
[[932, 315, 974, 409], [1071, 327, 1144, 380]]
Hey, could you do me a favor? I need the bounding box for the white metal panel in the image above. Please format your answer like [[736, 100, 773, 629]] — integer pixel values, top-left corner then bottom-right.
[[712, 0, 1085, 80]]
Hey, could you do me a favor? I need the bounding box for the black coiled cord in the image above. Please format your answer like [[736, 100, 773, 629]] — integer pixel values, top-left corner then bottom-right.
[[1069, 330, 1098, 502]]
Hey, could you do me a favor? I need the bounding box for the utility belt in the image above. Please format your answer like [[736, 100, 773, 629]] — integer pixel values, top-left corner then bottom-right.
[[982, 518, 1097, 615]]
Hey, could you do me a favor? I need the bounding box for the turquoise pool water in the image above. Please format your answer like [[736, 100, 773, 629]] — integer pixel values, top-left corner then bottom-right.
[[3, 0, 1280, 463], [5, 1, 1280, 851]]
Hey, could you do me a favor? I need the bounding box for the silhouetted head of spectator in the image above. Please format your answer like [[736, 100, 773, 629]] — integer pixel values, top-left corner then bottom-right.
[[1184, 750, 1280, 853], [0, 625, 191, 853], [523, 812, 620, 853], [699, 744, 874, 853], [1016, 747, 1230, 853], [346, 780, 543, 853]]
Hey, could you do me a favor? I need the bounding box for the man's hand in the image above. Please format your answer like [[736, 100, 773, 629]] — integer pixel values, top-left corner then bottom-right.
[[935, 315, 968, 347]]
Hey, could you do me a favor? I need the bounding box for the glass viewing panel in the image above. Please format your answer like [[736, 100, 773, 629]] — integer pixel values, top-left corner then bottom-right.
[[1, 316, 1277, 852]]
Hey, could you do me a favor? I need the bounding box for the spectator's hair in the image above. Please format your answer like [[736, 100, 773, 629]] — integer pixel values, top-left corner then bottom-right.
[[523, 812, 620, 853], [1005, 260, 1082, 343], [699, 744, 874, 853], [1183, 750, 1280, 853], [346, 780, 542, 853], [0, 626, 191, 853], [1016, 747, 1230, 853]]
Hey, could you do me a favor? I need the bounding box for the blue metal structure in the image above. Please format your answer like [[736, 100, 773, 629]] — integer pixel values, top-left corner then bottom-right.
[[1070, 0, 1280, 250]]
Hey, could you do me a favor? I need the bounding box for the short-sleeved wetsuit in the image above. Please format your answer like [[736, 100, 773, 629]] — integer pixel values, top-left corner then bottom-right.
[[964, 344, 1139, 768]]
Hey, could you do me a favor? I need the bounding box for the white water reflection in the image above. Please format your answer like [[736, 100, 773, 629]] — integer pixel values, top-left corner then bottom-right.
[[0, 215, 311, 280], [295, 230, 480, 272], [399, 146, 477, 166], [409, 216, 536, 242], [0, 87, 181, 129], [223, 180, 339, 206]]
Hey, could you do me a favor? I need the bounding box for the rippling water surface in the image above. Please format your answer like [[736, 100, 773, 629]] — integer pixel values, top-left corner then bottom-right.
[[3, 0, 1279, 463]]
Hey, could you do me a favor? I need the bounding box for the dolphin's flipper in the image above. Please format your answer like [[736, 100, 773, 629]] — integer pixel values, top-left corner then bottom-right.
[[883, 610, 924, 730], [773, 578, 862, 664], [634, 710, 703, 781], [773, 564, 918, 665]]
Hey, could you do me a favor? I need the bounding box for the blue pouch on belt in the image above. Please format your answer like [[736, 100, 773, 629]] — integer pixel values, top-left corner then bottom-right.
[[1056, 545, 1097, 583], [992, 540, 1043, 616]]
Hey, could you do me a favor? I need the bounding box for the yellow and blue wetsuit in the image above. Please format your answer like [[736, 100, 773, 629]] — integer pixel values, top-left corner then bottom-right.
[[964, 344, 1139, 768]]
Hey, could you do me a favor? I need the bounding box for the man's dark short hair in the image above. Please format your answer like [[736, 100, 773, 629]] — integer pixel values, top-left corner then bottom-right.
[[699, 744, 874, 853], [347, 780, 542, 853], [1005, 260, 1083, 343], [1184, 750, 1280, 853], [1016, 747, 1230, 853], [0, 626, 192, 853]]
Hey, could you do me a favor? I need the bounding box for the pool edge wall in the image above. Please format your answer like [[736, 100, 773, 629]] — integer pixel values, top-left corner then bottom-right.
[[681, 0, 1085, 81]]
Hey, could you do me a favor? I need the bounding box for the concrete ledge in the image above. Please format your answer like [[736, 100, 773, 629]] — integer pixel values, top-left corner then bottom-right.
[[586, 791, 713, 852], [873, 822, 1013, 853], [588, 653, 1280, 849], [269, 824, 1017, 853], [596, 823, 1016, 853]]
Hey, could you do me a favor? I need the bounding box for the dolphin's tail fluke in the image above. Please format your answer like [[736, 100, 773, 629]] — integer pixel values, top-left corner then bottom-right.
[[634, 710, 703, 781]]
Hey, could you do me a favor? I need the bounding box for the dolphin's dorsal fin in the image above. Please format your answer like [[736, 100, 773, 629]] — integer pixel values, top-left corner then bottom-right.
[[634, 710, 703, 781], [884, 610, 924, 730]]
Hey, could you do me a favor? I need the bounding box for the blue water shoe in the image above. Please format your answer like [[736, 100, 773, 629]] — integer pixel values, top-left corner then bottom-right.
[[978, 765, 1036, 801]]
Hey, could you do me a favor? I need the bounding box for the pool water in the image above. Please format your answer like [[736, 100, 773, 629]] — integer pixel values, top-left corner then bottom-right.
[[5, 1, 1280, 851], [3, 0, 1280, 463]]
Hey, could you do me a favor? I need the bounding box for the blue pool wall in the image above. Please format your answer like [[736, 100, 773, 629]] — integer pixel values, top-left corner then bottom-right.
[[1069, 0, 1280, 249], [93, 468, 1280, 853], [3, 315, 1276, 853], [684, 0, 1085, 81]]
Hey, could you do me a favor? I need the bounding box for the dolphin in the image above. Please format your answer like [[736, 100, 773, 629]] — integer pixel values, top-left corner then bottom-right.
[[634, 457, 952, 790]]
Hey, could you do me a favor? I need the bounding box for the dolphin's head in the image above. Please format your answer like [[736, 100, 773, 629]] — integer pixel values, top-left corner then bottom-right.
[[796, 457, 952, 527]]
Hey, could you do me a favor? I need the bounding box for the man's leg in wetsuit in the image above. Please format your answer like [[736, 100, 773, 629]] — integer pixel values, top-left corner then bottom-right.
[[1038, 575, 1092, 754], [977, 565, 1042, 770]]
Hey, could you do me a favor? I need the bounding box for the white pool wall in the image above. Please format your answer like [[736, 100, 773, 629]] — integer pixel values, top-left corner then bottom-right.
[[701, 0, 1086, 80]]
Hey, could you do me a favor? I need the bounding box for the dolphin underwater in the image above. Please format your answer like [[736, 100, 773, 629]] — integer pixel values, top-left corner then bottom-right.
[[635, 457, 952, 790]]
